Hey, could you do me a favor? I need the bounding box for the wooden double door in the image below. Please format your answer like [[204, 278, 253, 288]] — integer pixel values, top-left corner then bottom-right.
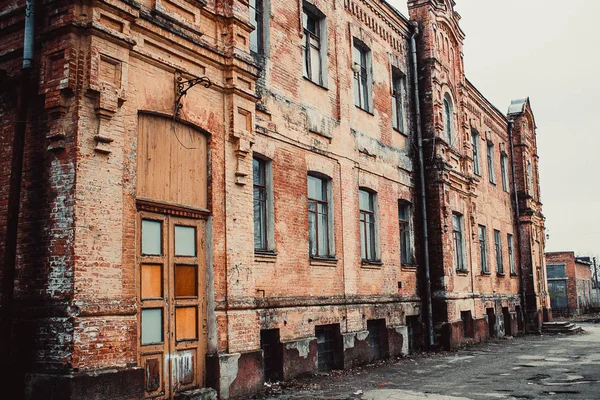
[[138, 212, 207, 398]]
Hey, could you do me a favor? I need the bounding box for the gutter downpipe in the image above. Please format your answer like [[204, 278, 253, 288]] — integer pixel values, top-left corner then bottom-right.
[[508, 120, 528, 334], [410, 22, 435, 348], [1, 0, 35, 362]]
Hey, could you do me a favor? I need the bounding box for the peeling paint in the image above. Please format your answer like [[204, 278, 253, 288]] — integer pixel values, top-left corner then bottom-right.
[[285, 338, 312, 358], [219, 353, 240, 400]]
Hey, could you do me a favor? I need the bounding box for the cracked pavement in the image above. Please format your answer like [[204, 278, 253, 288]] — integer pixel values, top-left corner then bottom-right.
[[260, 323, 600, 400]]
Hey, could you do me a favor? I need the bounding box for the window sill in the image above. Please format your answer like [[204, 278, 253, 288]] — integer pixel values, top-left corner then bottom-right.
[[456, 269, 469, 275], [302, 76, 329, 90], [497, 272, 506, 277], [510, 273, 518, 278], [362, 260, 383, 269], [393, 127, 408, 137], [480, 271, 491, 276], [310, 257, 338, 267], [355, 105, 374, 116], [402, 264, 418, 271], [255, 251, 277, 263]]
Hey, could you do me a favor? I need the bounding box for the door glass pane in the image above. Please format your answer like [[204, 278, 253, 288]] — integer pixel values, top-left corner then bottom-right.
[[175, 225, 196, 256], [141, 308, 163, 345], [176, 265, 197, 298], [176, 307, 198, 341], [141, 264, 163, 299], [142, 220, 162, 255]]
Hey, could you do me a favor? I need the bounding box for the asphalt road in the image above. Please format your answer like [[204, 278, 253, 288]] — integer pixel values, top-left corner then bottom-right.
[[262, 323, 600, 400]]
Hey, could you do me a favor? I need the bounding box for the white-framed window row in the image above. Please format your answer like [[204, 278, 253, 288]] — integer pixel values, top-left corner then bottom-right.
[[253, 155, 275, 254], [302, 2, 328, 87]]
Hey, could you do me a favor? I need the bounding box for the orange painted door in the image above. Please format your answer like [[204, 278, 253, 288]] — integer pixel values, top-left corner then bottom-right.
[[138, 212, 207, 399]]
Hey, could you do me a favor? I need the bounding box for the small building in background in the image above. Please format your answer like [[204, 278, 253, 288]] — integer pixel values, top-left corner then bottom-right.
[[546, 252, 593, 316]]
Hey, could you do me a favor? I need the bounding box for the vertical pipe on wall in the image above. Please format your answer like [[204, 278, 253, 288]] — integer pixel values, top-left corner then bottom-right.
[[409, 23, 435, 348], [1, 0, 35, 363]]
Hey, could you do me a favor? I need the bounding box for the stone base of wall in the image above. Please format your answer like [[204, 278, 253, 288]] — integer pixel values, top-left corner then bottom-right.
[[388, 325, 408, 357], [206, 351, 264, 400], [441, 317, 487, 349], [24, 367, 143, 400], [282, 337, 318, 380], [342, 331, 371, 369]]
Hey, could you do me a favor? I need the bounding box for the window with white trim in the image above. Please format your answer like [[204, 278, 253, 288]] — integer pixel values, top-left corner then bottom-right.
[[302, 3, 327, 86], [308, 174, 334, 258], [359, 189, 378, 262], [353, 40, 372, 112]]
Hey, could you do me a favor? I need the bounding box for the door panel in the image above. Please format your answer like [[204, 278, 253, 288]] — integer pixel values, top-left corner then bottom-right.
[[139, 213, 206, 399]]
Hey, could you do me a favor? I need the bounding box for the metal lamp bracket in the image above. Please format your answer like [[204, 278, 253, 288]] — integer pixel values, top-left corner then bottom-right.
[[174, 71, 211, 117]]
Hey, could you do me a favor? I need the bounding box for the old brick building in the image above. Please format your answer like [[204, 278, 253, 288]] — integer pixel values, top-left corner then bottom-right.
[[546, 252, 593, 316], [0, 0, 549, 398], [408, 0, 550, 346]]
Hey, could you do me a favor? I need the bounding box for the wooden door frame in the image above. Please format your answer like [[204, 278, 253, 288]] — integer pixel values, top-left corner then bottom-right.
[[137, 211, 208, 399]]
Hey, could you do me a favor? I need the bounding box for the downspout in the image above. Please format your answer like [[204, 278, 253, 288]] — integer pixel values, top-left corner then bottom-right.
[[508, 120, 528, 334], [409, 22, 434, 348], [1, 0, 35, 361]]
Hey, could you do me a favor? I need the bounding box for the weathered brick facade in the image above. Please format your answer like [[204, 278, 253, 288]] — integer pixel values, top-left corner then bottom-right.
[[0, 0, 549, 398], [546, 252, 593, 316]]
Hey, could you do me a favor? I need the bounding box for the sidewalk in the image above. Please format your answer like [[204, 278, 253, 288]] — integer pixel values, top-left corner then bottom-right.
[[255, 323, 600, 400]]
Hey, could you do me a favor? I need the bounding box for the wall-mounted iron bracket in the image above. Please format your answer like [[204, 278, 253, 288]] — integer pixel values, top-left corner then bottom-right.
[[174, 71, 211, 117]]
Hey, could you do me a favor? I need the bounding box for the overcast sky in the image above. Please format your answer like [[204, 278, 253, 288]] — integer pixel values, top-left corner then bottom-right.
[[389, 0, 600, 260]]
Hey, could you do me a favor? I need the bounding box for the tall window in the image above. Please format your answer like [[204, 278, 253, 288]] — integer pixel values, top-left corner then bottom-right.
[[359, 189, 378, 261], [249, 0, 264, 54], [487, 142, 495, 183], [308, 175, 331, 257], [253, 157, 270, 251], [452, 213, 466, 271], [472, 131, 480, 175], [494, 230, 504, 274], [398, 201, 411, 265], [508, 233, 516, 275], [527, 161, 534, 196], [353, 40, 372, 112], [392, 67, 406, 132], [443, 95, 453, 144], [302, 5, 325, 85], [478, 225, 488, 273], [500, 153, 509, 192]]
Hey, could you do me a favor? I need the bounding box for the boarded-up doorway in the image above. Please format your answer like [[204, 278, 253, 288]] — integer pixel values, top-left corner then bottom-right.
[[136, 114, 209, 399]]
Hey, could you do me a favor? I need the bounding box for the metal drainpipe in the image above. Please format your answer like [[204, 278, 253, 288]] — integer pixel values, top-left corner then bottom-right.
[[508, 120, 528, 334], [1, 0, 35, 362], [409, 22, 435, 348]]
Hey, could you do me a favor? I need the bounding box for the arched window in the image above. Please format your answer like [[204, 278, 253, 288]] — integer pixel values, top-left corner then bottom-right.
[[443, 95, 453, 144]]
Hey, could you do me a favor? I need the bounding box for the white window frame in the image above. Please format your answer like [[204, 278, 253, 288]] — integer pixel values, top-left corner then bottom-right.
[[253, 155, 275, 252], [443, 94, 454, 145], [391, 67, 406, 133], [359, 188, 380, 263], [487, 141, 496, 184], [302, 2, 328, 87], [353, 39, 373, 113], [472, 130, 481, 175], [500, 152, 509, 192], [452, 213, 466, 271], [307, 173, 335, 258]]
